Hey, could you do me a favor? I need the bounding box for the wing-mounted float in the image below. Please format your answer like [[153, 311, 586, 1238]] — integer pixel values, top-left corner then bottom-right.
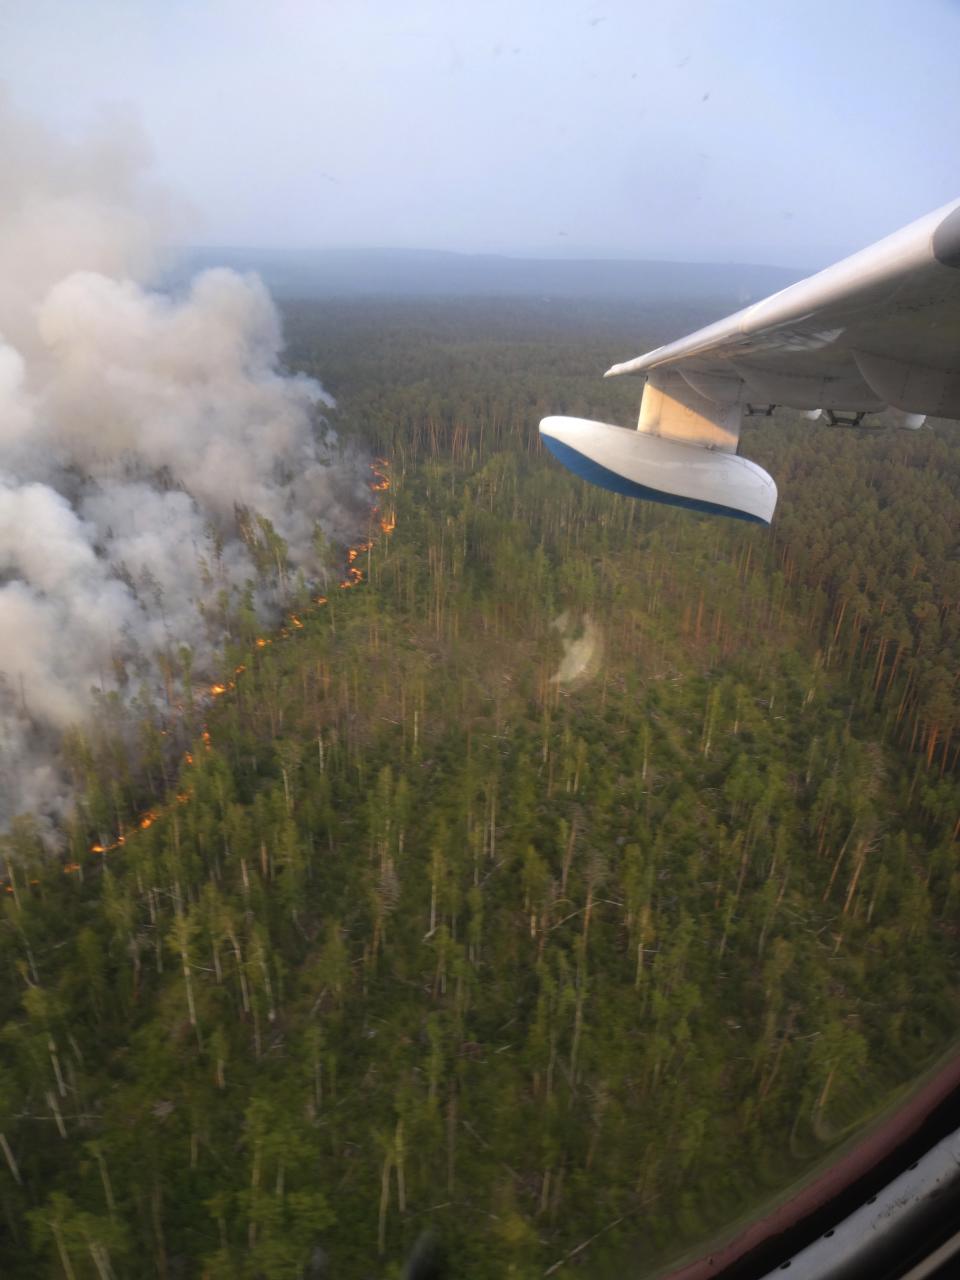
[[541, 199, 960, 524]]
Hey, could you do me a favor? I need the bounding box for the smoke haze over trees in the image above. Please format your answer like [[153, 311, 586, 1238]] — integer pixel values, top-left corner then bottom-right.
[[169, 244, 800, 305]]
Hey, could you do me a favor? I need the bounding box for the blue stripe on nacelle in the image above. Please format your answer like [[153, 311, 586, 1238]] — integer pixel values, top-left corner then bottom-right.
[[541, 435, 769, 526]]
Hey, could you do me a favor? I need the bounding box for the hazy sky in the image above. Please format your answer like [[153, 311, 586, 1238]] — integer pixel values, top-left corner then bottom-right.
[[3, 0, 960, 267]]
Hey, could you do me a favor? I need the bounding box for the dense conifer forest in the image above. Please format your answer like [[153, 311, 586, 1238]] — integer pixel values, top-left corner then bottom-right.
[[1, 297, 958, 1278]]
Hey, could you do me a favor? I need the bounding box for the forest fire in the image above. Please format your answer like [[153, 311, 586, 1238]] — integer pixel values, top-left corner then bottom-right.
[[90, 833, 125, 855], [1, 456, 398, 895], [370, 461, 391, 494]]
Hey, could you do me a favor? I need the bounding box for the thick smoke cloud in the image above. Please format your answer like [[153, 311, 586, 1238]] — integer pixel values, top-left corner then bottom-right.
[[0, 96, 367, 829]]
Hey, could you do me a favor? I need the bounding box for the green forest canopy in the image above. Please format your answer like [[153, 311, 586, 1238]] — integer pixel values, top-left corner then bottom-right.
[[0, 297, 957, 1278]]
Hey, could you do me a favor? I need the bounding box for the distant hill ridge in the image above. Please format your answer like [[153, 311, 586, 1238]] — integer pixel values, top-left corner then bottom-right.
[[165, 245, 801, 304]]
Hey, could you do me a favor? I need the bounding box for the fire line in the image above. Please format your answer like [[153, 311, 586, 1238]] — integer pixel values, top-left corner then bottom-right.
[[1, 458, 397, 892]]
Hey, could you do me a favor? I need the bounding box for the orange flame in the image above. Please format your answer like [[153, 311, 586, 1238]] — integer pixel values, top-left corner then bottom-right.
[[12, 454, 397, 898], [347, 541, 372, 566]]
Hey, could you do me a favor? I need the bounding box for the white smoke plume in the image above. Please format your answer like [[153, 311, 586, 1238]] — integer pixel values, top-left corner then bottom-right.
[[0, 94, 367, 830]]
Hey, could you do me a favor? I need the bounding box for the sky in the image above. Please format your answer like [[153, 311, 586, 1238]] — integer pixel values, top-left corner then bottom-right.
[[2, 0, 960, 268]]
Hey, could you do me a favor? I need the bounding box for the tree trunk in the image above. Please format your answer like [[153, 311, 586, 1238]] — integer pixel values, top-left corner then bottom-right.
[[446, 1086, 457, 1194], [0, 1133, 20, 1185], [51, 1219, 77, 1280], [395, 1119, 406, 1214], [377, 1150, 392, 1256]]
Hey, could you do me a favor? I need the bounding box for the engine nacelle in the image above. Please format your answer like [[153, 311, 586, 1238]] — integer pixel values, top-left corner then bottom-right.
[[539, 416, 778, 526]]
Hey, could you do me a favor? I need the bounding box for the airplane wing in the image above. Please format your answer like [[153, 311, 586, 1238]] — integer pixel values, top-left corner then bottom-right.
[[540, 199, 960, 525]]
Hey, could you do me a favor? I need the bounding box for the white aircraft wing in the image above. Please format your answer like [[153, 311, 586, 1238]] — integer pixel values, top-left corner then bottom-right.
[[540, 199, 960, 525]]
